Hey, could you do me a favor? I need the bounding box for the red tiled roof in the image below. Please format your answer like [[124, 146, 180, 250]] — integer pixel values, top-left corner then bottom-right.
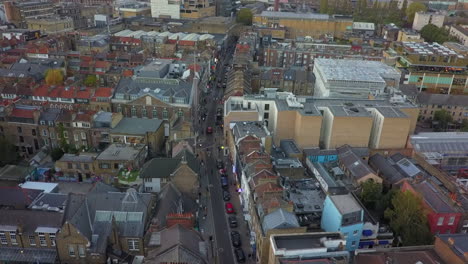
[[80, 61, 91, 67], [74, 111, 94, 122], [11, 108, 35, 119], [93, 87, 113, 98], [76, 87, 92, 99], [48, 86, 61, 98], [59, 87, 74, 99], [32, 85, 49, 97], [94, 60, 109, 68]]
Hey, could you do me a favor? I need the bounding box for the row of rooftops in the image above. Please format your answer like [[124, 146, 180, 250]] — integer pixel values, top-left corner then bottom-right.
[[114, 29, 216, 42], [256, 11, 352, 21], [227, 90, 415, 117]]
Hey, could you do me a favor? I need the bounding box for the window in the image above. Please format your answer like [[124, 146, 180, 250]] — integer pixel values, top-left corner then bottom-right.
[[17, 127, 22, 133], [29, 235, 36, 246], [353, 230, 358, 235], [19, 136, 24, 143], [162, 109, 168, 119], [40, 120, 46, 125], [9, 231, 17, 245], [264, 113, 269, 119], [68, 245, 76, 257], [0, 232, 7, 245], [42, 129, 48, 136], [49, 233, 55, 246], [74, 133, 79, 141], [131, 107, 137, 117], [50, 131, 55, 139], [78, 245, 85, 258], [127, 239, 140, 251], [38, 232, 47, 246], [63, 131, 68, 138], [48, 121, 54, 126], [116, 105, 122, 113], [352, 241, 356, 246], [264, 104, 270, 110], [81, 132, 86, 140], [76, 163, 81, 170], [67, 163, 73, 169], [152, 109, 157, 118], [84, 164, 90, 170], [145, 186, 153, 192], [437, 217, 444, 226], [142, 108, 147, 117], [177, 109, 184, 117], [32, 129, 36, 136], [448, 216, 456, 226], [99, 163, 110, 169]]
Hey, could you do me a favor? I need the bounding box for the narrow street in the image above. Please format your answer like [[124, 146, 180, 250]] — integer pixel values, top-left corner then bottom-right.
[[197, 40, 244, 264]]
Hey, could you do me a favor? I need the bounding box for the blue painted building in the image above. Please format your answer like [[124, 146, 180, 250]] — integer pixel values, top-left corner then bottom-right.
[[321, 193, 364, 251], [304, 149, 338, 163]]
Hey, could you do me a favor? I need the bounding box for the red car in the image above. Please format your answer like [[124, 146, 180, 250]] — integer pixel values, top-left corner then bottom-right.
[[206, 126, 213, 134], [225, 202, 234, 214]]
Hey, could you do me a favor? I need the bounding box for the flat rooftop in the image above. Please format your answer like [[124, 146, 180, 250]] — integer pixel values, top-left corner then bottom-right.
[[401, 41, 464, 59], [314, 58, 400, 83], [111, 118, 163, 135], [273, 233, 342, 250], [330, 193, 362, 215], [258, 11, 331, 20], [96, 144, 145, 161], [411, 132, 468, 154]]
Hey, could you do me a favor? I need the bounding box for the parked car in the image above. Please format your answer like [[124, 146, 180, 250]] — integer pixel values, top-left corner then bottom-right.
[[223, 190, 231, 201], [235, 248, 246, 263], [225, 202, 234, 214], [221, 176, 228, 189], [206, 126, 213, 134], [229, 216, 237, 228], [231, 231, 241, 247]]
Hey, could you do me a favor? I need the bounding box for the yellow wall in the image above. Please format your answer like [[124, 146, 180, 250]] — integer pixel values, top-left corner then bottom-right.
[[328, 116, 373, 149], [399, 107, 419, 135], [294, 113, 322, 148], [375, 117, 411, 149]]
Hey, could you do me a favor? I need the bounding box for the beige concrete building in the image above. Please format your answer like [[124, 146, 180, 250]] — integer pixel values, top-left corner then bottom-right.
[[397, 29, 423, 42], [224, 89, 418, 150], [26, 17, 74, 35], [450, 25, 468, 47], [412, 12, 445, 31], [253, 11, 352, 39], [416, 92, 468, 122]]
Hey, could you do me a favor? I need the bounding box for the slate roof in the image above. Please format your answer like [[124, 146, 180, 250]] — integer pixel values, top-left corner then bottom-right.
[[337, 145, 375, 180], [145, 224, 207, 264], [153, 183, 197, 229], [0, 209, 62, 235], [39, 108, 61, 122], [437, 233, 468, 258], [140, 149, 199, 179], [0, 247, 57, 264], [414, 181, 455, 214], [368, 153, 405, 185], [62, 185, 152, 254], [29, 192, 68, 211], [0, 187, 42, 208], [111, 117, 163, 135], [417, 92, 468, 107], [262, 208, 300, 233], [115, 77, 193, 105]]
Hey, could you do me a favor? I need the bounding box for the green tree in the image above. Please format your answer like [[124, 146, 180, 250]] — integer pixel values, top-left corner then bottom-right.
[[420, 24, 456, 43], [384, 190, 433, 246], [360, 180, 383, 210], [460, 119, 468, 132], [236, 9, 253, 25], [320, 0, 328, 14], [57, 123, 69, 153], [0, 137, 19, 166], [434, 109, 453, 131], [50, 147, 64, 161], [45, 69, 64, 86], [401, 0, 408, 19], [406, 2, 427, 23], [84, 75, 98, 87]]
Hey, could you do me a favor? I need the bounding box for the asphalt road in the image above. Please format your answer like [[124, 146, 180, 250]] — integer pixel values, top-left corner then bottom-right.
[[199, 43, 237, 264]]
